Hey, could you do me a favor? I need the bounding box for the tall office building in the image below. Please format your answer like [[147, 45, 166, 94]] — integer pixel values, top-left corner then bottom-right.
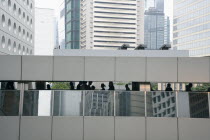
[[65, 0, 145, 50], [144, 8, 165, 50], [65, 0, 80, 49], [155, 0, 164, 12], [173, 0, 210, 56], [0, 0, 34, 55], [164, 17, 170, 44], [35, 8, 56, 55], [57, 0, 65, 49]]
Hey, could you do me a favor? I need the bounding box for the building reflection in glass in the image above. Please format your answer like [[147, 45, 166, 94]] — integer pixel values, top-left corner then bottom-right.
[[178, 92, 209, 118], [147, 92, 177, 117], [0, 90, 20, 116], [23, 91, 52, 116], [84, 91, 114, 116], [115, 91, 145, 116], [53, 91, 83, 116]]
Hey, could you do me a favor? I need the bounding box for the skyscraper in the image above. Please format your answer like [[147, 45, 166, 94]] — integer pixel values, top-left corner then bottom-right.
[[65, 0, 80, 49], [173, 0, 210, 56], [65, 0, 145, 50], [144, 8, 165, 50], [0, 0, 34, 55], [155, 0, 164, 12]]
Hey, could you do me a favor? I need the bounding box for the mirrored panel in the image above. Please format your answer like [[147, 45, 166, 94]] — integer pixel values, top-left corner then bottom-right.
[[53, 90, 83, 116], [0, 90, 20, 116], [84, 91, 114, 116], [115, 91, 145, 116], [178, 92, 209, 118], [147, 91, 177, 117], [23, 90, 53, 116]]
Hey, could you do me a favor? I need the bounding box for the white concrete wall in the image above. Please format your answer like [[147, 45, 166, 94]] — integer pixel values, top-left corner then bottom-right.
[[1, 116, 210, 140], [0, 0, 34, 55], [0, 55, 209, 82]]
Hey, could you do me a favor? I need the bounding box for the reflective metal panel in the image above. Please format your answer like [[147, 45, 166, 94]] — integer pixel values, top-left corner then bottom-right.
[[23, 91, 53, 116], [84, 91, 114, 116], [0, 90, 20, 116], [147, 91, 177, 117], [178, 92, 209, 118], [53, 91, 83, 116], [115, 91, 145, 116]]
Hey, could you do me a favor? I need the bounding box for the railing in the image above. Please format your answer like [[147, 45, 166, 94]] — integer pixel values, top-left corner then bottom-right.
[[0, 90, 210, 118]]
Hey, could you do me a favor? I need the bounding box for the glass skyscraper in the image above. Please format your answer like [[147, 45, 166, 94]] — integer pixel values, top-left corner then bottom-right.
[[144, 8, 165, 50], [173, 0, 210, 56], [65, 0, 81, 49]]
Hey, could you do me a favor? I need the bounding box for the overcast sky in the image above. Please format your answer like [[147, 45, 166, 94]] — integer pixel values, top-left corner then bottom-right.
[[35, 0, 59, 9]]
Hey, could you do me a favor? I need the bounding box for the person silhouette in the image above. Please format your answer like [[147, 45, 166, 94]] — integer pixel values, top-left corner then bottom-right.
[[81, 81, 88, 90], [208, 87, 210, 92], [165, 83, 173, 91], [91, 86, 96, 90], [70, 82, 75, 90], [101, 83, 106, 90], [87, 81, 93, 90], [6, 82, 15, 90], [186, 83, 193, 91], [125, 84, 130, 91], [47, 84, 51, 90], [109, 82, 115, 90], [77, 81, 82, 90]]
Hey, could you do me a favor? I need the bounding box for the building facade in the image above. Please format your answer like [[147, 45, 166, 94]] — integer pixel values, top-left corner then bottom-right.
[[65, 0, 145, 50], [0, 0, 34, 55], [34, 8, 56, 55], [173, 0, 210, 56], [144, 8, 165, 50], [65, 0, 81, 49]]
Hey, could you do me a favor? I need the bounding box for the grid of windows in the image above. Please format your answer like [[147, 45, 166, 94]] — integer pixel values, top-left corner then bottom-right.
[[174, 0, 210, 56], [0, 0, 34, 55], [65, 0, 80, 49]]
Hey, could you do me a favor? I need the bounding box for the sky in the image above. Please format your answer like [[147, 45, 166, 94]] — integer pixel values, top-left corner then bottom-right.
[[35, 0, 59, 9]]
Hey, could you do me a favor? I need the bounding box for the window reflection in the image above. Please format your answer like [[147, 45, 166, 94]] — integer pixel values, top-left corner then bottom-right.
[[0, 90, 20, 116], [115, 91, 145, 116], [53, 91, 83, 116], [23, 91, 52, 116], [84, 91, 114, 116], [178, 92, 209, 118], [147, 92, 177, 117]]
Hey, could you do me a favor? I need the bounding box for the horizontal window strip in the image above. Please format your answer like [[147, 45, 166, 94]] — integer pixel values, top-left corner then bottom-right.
[[94, 31, 136, 34], [95, 21, 136, 25], [94, 16, 136, 20], [94, 6, 136, 11], [94, 40, 136, 43], [94, 1, 136, 6], [94, 45, 135, 48], [94, 35, 136, 39], [94, 26, 136, 29], [94, 11, 136, 15]]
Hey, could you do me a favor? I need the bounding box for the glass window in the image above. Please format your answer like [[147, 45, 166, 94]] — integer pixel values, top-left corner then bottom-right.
[[53, 91, 83, 116], [0, 90, 20, 116], [84, 91, 114, 116], [177, 92, 209, 118], [23, 91, 53, 116], [115, 91, 145, 116], [147, 91, 177, 117]]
